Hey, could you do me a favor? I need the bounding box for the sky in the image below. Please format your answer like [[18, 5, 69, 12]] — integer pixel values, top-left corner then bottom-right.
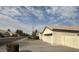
[[0, 6, 79, 34]]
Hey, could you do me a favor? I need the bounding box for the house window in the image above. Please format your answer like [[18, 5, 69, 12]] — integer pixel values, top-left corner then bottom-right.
[[44, 33, 52, 36]]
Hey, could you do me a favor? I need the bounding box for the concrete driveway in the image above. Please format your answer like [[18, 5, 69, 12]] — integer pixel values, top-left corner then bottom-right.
[[19, 39, 79, 52], [0, 38, 79, 52]]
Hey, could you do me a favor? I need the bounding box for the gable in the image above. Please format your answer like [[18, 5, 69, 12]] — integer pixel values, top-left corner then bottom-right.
[[43, 27, 53, 34]]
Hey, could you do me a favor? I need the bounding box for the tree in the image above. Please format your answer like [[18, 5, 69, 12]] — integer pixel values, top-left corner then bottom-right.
[[8, 29, 11, 32], [32, 29, 39, 39], [15, 29, 29, 37], [16, 29, 23, 36]]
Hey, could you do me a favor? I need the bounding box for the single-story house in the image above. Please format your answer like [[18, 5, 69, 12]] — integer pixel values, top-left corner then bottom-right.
[[39, 26, 79, 49], [0, 29, 15, 37]]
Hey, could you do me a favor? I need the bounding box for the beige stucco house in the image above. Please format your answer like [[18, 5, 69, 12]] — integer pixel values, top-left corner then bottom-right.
[[39, 26, 79, 49]]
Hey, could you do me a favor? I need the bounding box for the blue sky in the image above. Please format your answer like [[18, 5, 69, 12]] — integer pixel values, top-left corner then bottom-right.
[[0, 6, 79, 34]]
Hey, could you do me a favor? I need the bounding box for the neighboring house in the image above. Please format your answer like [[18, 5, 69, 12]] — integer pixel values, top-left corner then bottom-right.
[[7, 31, 18, 37], [0, 29, 7, 34], [39, 26, 79, 49], [0, 29, 15, 37], [0, 29, 7, 37]]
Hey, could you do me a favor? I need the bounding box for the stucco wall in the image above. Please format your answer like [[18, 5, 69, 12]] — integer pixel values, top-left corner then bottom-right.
[[41, 28, 53, 44], [52, 31, 79, 49], [52, 31, 78, 45], [39, 28, 79, 49], [43, 28, 53, 34], [60, 36, 79, 49], [53, 31, 78, 36]]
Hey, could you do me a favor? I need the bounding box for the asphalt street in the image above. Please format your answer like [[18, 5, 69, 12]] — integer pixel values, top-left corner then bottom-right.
[[0, 37, 25, 45]]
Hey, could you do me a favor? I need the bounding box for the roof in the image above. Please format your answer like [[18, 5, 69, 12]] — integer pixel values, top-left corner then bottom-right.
[[48, 25, 79, 31], [0, 29, 15, 34], [41, 25, 79, 34]]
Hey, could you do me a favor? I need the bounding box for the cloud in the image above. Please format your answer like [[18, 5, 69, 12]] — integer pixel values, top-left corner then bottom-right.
[[25, 6, 45, 20], [45, 6, 79, 25], [0, 6, 39, 34], [45, 6, 77, 19], [0, 6, 79, 34], [0, 7, 22, 17], [25, 6, 79, 26], [0, 14, 32, 34], [56, 7, 77, 19]]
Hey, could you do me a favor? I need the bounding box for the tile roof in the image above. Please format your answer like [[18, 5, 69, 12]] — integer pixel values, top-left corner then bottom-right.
[[39, 25, 79, 34], [47, 25, 79, 31]]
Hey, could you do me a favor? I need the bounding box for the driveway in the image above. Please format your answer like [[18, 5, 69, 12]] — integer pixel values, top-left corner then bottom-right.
[[19, 39, 79, 52], [0, 38, 79, 52]]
